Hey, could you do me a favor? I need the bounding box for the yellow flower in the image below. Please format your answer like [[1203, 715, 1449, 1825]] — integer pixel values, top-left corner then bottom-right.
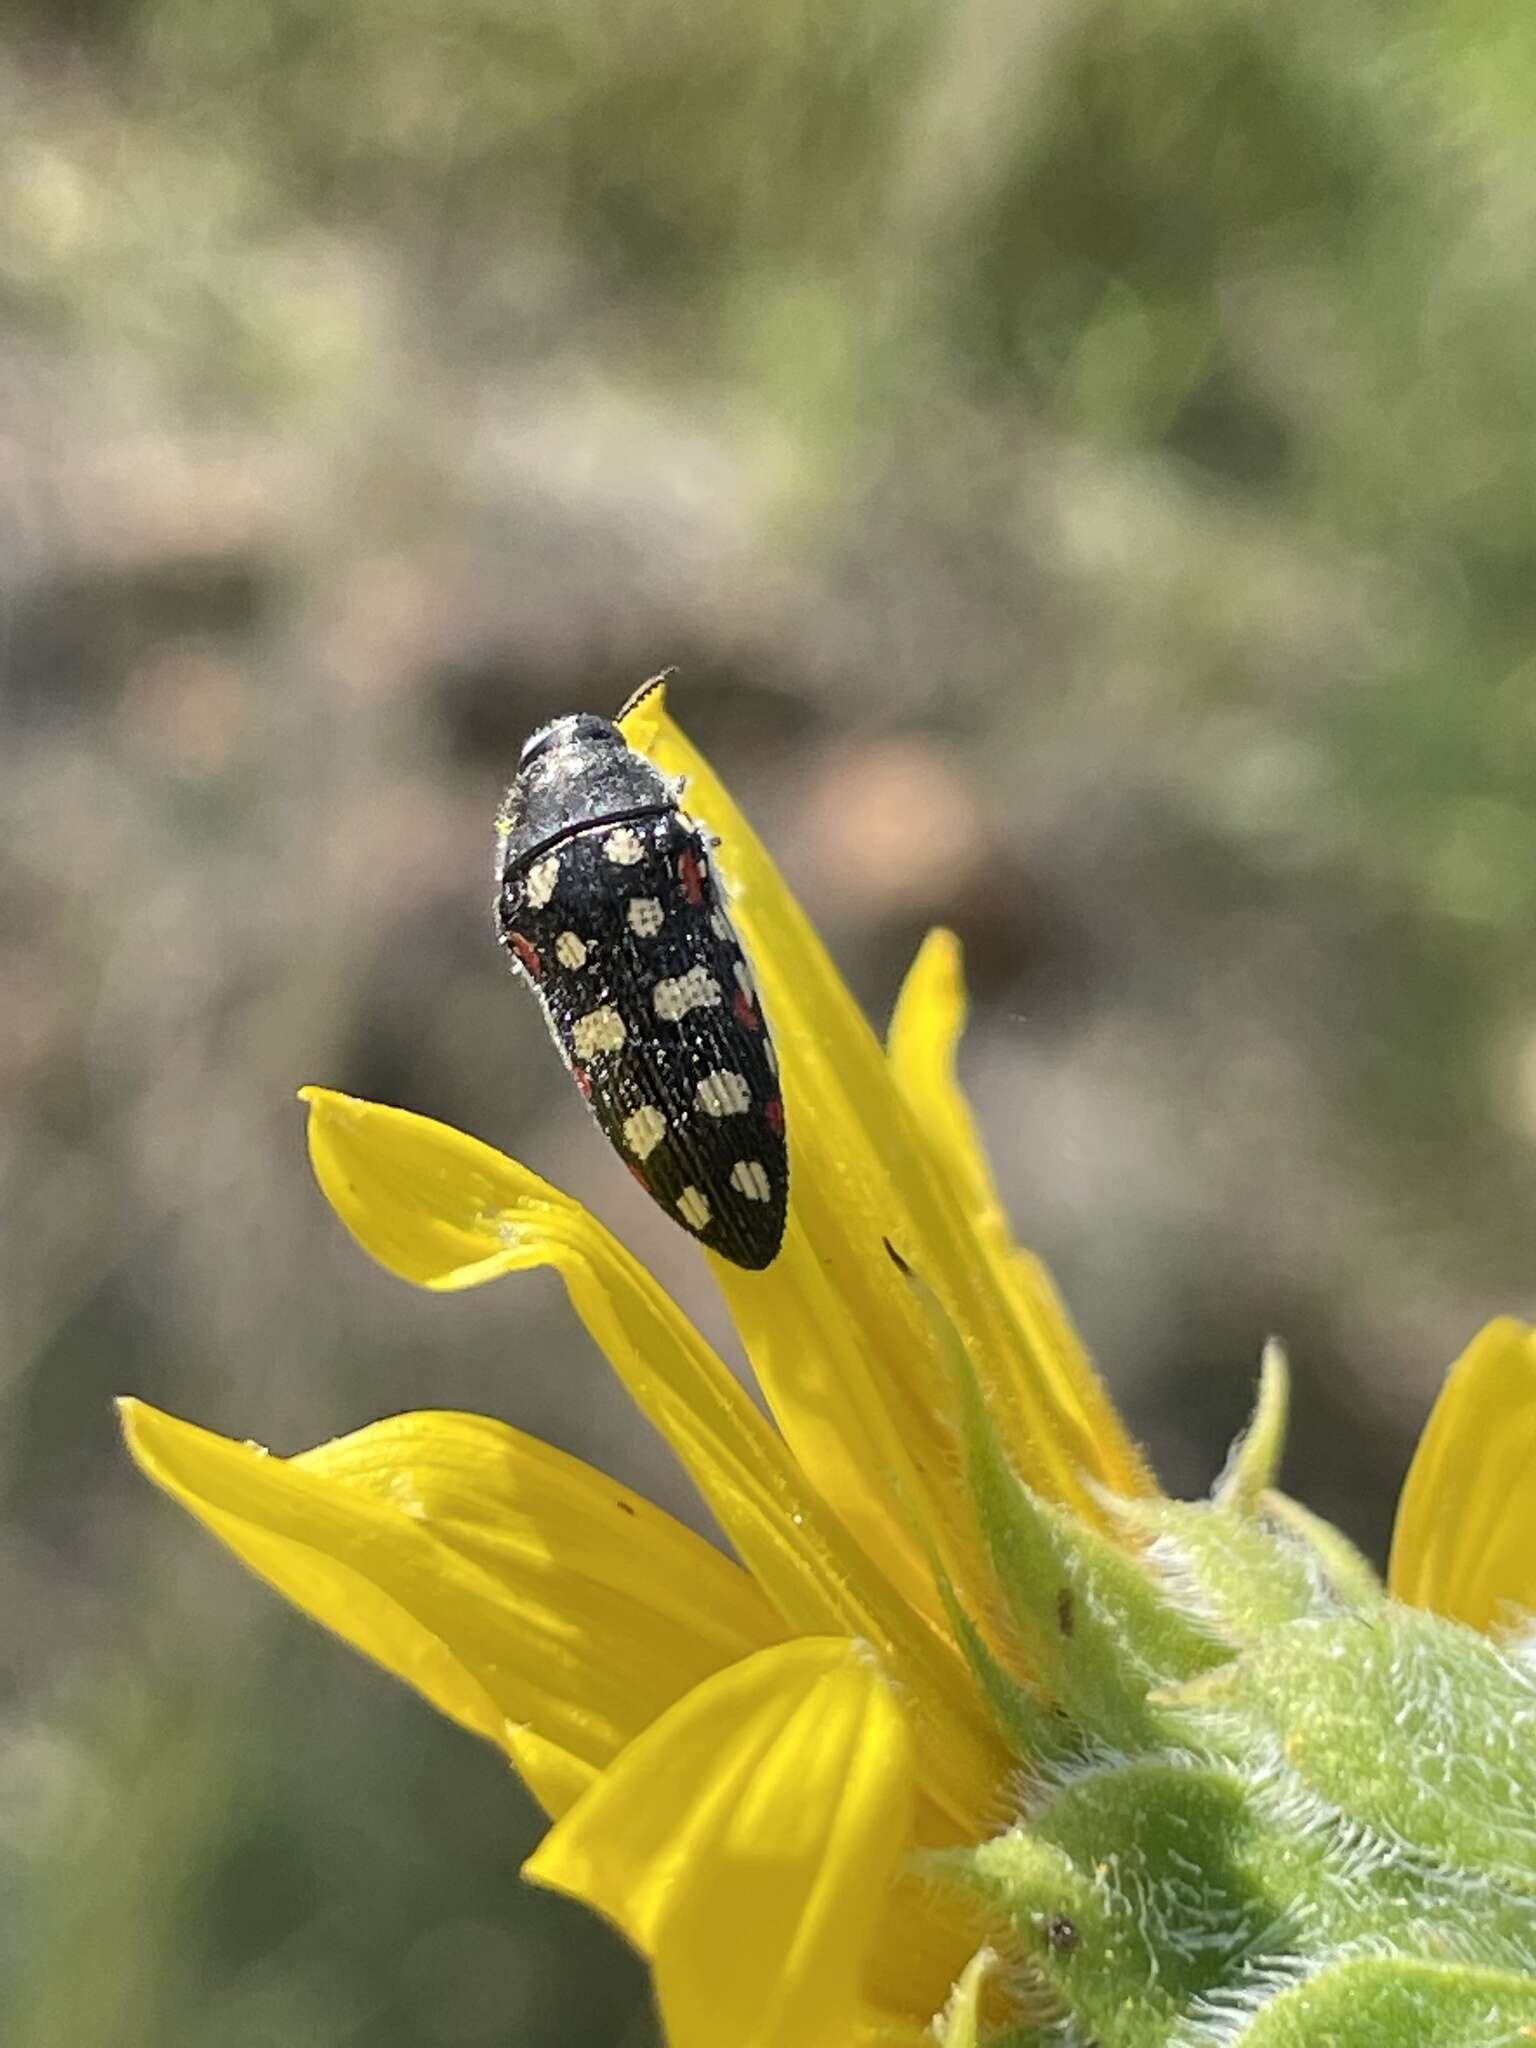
[[122, 685, 1536, 2046]]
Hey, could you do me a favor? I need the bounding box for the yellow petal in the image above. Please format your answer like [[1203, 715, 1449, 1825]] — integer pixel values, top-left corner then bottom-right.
[[1389, 1318, 1536, 1632], [526, 1638, 915, 2048], [302, 1089, 1007, 1835], [504, 1727, 599, 1819], [622, 697, 982, 1574], [621, 691, 1149, 1644], [888, 927, 1155, 1505], [864, 1873, 998, 2033], [886, 928, 1005, 1234], [121, 1399, 779, 1795], [932, 1947, 1001, 2048]]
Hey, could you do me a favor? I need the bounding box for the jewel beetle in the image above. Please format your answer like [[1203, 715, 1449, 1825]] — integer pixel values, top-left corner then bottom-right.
[[494, 698, 788, 1268]]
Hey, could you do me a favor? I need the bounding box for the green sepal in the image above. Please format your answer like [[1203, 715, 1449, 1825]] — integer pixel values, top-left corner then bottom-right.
[[973, 1450, 1231, 1748], [940, 1519, 1536, 2037], [897, 1256, 1227, 1744], [935, 1567, 1084, 1775], [954, 1762, 1272, 2043], [1235, 1956, 1536, 2046], [948, 1723, 1536, 2039], [1107, 1493, 1329, 1639], [1100, 1342, 1371, 1645], [1172, 1605, 1536, 1897], [898, 1252, 1536, 2041], [1258, 1489, 1383, 1609], [1212, 1337, 1290, 1515]]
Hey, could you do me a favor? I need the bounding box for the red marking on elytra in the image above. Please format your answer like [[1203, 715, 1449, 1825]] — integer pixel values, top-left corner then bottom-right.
[[732, 987, 760, 1030], [627, 1163, 650, 1192], [679, 845, 706, 905], [764, 1096, 784, 1134], [572, 1064, 593, 1100], [509, 931, 543, 979]]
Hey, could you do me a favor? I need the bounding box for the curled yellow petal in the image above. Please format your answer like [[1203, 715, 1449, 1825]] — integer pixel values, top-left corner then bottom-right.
[[887, 927, 1155, 1505], [302, 1088, 1007, 1836], [301, 1086, 860, 1630], [933, 1947, 1002, 2048], [121, 1398, 779, 1797], [1389, 1318, 1536, 1632], [526, 1637, 915, 2048]]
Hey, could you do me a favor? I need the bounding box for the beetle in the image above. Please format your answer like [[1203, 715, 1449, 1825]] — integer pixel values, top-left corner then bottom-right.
[[494, 700, 787, 1268]]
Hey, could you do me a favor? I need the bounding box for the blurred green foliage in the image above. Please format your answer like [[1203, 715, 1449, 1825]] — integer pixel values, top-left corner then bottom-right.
[[4, 0, 1536, 2040]]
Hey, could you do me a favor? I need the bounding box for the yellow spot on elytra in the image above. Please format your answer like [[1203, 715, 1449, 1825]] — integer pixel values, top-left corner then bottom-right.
[[572, 1007, 626, 1058], [730, 1159, 772, 1202], [622, 1105, 667, 1158], [696, 1070, 750, 1116]]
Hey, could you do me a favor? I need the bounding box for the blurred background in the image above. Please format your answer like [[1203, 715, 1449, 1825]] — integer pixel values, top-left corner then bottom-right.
[[4, 1, 1536, 2040]]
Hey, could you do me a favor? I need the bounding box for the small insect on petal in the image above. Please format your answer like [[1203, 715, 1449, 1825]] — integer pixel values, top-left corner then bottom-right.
[[494, 703, 788, 1267]]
